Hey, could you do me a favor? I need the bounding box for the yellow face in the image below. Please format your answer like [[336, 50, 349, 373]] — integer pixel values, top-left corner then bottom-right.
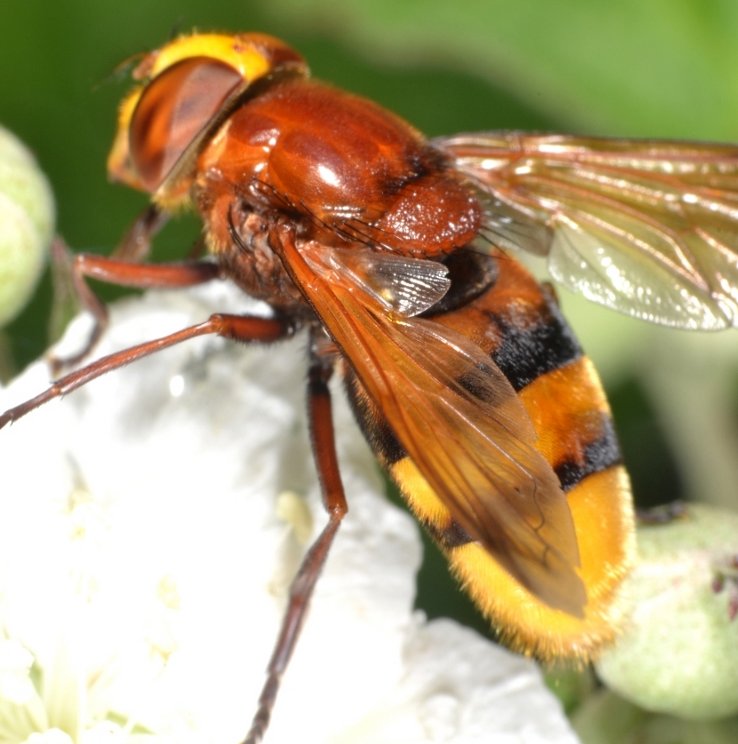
[[106, 32, 306, 208]]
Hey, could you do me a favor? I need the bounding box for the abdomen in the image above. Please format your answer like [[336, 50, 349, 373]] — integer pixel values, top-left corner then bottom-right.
[[345, 248, 635, 661]]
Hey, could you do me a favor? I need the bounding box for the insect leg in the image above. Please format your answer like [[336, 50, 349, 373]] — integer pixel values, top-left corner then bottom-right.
[[51, 205, 167, 362], [0, 313, 293, 429], [52, 240, 221, 371], [243, 330, 348, 744], [110, 203, 169, 262]]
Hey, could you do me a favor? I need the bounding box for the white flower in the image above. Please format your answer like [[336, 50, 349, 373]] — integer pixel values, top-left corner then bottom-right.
[[0, 281, 578, 743], [0, 638, 35, 704]]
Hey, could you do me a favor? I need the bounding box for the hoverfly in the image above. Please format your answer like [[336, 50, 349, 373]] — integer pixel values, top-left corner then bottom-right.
[[3, 31, 738, 743]]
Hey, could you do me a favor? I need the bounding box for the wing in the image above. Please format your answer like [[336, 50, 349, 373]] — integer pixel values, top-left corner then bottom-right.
[[435, 133, 738, 330], [276, 231, 586, 615]]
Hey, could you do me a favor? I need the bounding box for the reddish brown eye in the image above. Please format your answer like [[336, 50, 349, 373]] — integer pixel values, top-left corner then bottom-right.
[[130, 57, 244, 192]]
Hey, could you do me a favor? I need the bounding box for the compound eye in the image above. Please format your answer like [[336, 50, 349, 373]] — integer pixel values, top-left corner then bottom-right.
[[129, 56, 243, 191]]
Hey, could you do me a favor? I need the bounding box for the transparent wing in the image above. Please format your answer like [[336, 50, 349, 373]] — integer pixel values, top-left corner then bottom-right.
[[436, 132, 738, 329], [327, 248, 451, 316], [278, 233, 585, 615]]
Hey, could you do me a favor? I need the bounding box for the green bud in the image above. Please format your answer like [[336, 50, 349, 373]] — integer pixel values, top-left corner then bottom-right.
[[0, 126, 55, 326], [596, 504, 738, 720]]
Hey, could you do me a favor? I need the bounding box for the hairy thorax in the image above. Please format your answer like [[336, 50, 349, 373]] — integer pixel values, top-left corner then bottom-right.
[[214, 208, 309, 312]]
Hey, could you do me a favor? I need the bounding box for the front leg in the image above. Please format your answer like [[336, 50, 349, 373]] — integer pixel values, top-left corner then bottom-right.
[[1, 312, 295, 429], [51, 243, 222, 372]]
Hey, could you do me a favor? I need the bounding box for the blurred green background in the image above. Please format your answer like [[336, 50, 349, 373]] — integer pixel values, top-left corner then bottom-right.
[[2, 1, 738, 731]]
